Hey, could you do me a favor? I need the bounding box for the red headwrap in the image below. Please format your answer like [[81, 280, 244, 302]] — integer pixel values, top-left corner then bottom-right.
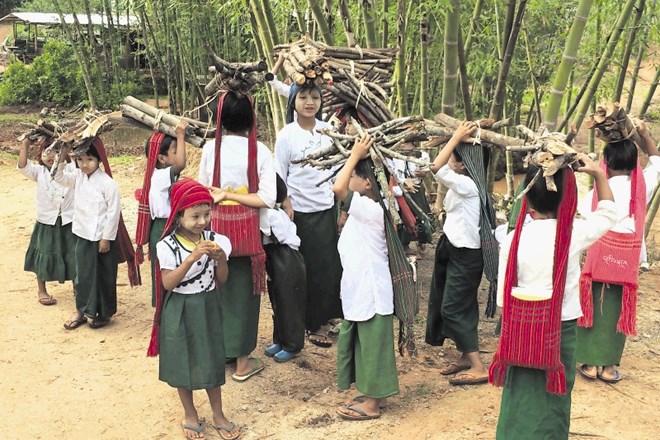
[[147, 179, 214, 356]]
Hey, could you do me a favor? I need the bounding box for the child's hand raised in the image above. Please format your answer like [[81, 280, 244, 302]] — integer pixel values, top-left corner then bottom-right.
[[351, 134, 374, 160], [575, 153, 604, 178], [175, 120, 189, 137], [451, 121, 477, 144]]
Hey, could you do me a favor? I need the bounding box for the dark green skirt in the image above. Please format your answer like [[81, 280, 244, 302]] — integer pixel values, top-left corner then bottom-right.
[[426, 235, 484, 353], [24, 218, 76, 282], [399, 185, 434, 245], [219, 257, 261, 358], [294, 208, 343, 331], [159, 289, 226, 389], [336, 314, 400, 398], [496, 320, 577, 440], [74, 237, 118, 319], [149, 217, 167, 307], [576, 282, 627, 366]]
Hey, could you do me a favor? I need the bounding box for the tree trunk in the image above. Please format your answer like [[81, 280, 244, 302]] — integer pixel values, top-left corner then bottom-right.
[[381, 0, 390, 47], [441, 0, 460, 117], [359, 0, 378, 48], [457, 27, 473, 120], [626, 0, 656, 112], [419, 12, 429, 118], [639, 66, 660, 117], [308, 0, 334, 45], [339, 0, 356, 46], [613, 0, 645, 102], [464, 0, 483, 56], [395, 0, 408, 116], [543, 0, 594, 131]]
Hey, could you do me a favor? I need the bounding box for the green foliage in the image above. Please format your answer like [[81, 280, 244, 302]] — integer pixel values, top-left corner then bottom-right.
[[0, 61, 39, 104], [30, 41, 84, 105]]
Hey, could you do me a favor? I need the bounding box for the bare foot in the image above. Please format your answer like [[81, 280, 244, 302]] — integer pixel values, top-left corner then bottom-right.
[[440, 360, 471, 376], [337, 397, 381, 420], [182, 418, 205, 439], [212, 417, 240, 440]]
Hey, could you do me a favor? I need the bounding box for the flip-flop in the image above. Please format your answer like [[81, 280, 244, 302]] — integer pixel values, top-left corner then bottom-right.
[[182, 420, 205, 439], [352, 395, 387, 409], [448, 373, 489, 386], [337, 404, 381, 421], [232, 358, 265, 382], [63, 316, 88, 330], [597, 369, 623, 384], [578, 364, 598, 380], [308, 332, 332, 348], [440, 362, 471, 376], [38, 296, 57, 306], [213, 421, 240, 440]]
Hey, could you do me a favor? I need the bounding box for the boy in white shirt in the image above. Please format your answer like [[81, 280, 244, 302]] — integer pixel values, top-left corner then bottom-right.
[[333, 134, 400, 421]]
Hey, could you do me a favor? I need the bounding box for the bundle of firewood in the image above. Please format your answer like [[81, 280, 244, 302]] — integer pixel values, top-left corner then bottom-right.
[[204, 46, 274, 97], [585, 103, 645, 151]]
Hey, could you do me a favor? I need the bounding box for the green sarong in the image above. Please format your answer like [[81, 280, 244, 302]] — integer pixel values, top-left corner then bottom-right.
[[425, 235, 484, 353], [294, 208, 343, 331], [576, 282, 627, 366], [496, 320, 577, 440], [24, 217, 77, 282], [74, 237, 118, 319], [159, 289, 225, 389], [336, 314, 400, 398], [149, 217, 167, 307], [219, 257, 261, 358]]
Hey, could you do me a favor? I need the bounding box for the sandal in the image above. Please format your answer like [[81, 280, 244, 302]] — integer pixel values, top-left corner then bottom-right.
[[578, 364, 598, 380], [89, 317, 110, 329], [213, 421, 240, 440], [182, 420, 205, 439], [231, 358, 265, 382], [597, 369, 623, 384], [448, 372, 488, 386], [440, 362, 470, 376], [337, 404, 381, 421], [308, 332, 332, 348], [63, 316, 87, 330], [38, 295, 57, 306], [352, 395, 387, 409]]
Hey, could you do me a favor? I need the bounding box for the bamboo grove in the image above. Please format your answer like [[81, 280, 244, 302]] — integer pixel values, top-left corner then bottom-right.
[[6, 0, 660, 137]]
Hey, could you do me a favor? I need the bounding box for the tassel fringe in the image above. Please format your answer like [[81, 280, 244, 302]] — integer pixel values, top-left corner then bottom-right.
[[146, 321, 160, 357], [546, 368, 567, 395], [488, 357, 507, 387], [578, 273, 594, 328], [251, 254, 267, 295], [616, 283, 638, 336]]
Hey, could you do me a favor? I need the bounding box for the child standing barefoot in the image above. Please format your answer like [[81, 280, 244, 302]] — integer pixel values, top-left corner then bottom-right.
[[18, 137, 76, 306], [148, 179, 239, 440]]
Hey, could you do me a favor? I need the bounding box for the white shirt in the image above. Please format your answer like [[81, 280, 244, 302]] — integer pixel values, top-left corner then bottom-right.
[[392, 151, 430, 186], [337, 192, 394, 321], [54, 166, 121, 241], [269, 78, 291, 98], [19, 161, 75, 225], [274, 120, 336, 213], [149, 167, 175, 219], [435, 165, 481, 248], [579, 155, 660, 233], [265, 208, 301, 250], [156, 231, 232, 295], [198, 135, 277, 234], [497, 200, 618, 321]]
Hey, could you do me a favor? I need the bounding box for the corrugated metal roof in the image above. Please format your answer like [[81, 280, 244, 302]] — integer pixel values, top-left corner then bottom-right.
[[0, 12, 139, 27]]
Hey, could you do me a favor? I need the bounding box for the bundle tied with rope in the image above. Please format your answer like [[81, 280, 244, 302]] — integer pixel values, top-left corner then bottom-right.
[[585, 103, 646, 152]]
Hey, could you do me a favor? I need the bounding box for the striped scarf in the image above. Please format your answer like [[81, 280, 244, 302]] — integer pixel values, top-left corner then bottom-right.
[[489, 169, 577, 395], [455, 143, 499, 317]]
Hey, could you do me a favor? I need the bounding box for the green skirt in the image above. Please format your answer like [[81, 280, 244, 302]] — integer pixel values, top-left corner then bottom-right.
[[24, 218, 77, 282], [576, 282, 627, 366], [149, 217, 167, 307], [425, 235, 484, 353], [159, 289, 226, 389], [496, 320, 577, 440], [336, 314, 400, 398], [294, 208, 343, 331], [219, 257, 261, 358], [74, 237, 118, 319]]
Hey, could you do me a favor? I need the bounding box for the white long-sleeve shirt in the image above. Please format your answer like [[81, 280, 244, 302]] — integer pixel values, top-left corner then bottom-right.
[[435, 165, 481, 248], [497, 200, 618, 321], [54, 165, 121, 241], [18, 161, 75, 225]]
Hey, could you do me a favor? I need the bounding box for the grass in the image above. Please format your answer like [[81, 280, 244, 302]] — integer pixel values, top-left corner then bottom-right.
[[0, 112, 40, 124]]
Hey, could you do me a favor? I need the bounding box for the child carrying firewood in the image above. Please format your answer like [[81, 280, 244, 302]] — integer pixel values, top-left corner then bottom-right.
[[332, 133, 400, 421], [135, 121, 188, 306]]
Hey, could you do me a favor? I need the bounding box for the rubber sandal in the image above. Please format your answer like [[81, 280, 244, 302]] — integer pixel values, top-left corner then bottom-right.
[[89, 317, 110, 329], [273, 350, 300, 363], [597, 369, 623, 384], [232, 358, 265, 382], [352, 395, 387, 409], [578, 364, 598, 380], [440, 362, 470, 376], [448, 373, 489, 386], [63, 316, 87, 330], [213, 421, 240, 440], [38, 296, 57, 306], [264, 343, 282, 357], [182, 420, 205, 439], [308, 332, 332, 348], [337, 404, 381, 421]]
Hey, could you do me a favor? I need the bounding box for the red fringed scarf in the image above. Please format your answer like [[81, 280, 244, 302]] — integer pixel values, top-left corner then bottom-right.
[[91, 138, 141, 287], [578, 159, 645, 336], [147, 179, 214, 356], [489, 169, 577, 395], [134, 132, 166, 267], [210, 91, 266, 295]]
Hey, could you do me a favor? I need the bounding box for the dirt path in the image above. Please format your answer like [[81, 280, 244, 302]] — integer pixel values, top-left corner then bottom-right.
[[0, 149, 658, 440]]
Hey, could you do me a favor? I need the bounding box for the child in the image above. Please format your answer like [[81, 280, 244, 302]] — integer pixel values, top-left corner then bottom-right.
[[576, 121, 660, 383], [333, 134, 400, 421], [135, 121, 188, 306], [274, 82, 343, 348], [18, 137, 76, 306], [148, 179, 239, 440], [425, 121, 498, 385], [491, 156, 616, 439], [55, 141, 121, 330], [263, 174, 307, 362]]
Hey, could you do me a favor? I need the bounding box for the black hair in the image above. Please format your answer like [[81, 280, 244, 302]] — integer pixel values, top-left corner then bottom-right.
[[275, 173, 287, 204], [82, 143, 101, 161], [525, 165, 564, 215], [354, 158, 390, 182], [454, 144, 490, 172], [603, 139, 638, 171], [144, 135, 175, 158], [220, 91, 254, 133]]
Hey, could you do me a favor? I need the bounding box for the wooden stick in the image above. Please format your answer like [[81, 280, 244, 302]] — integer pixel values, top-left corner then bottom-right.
[[434, 113, 526, 148]]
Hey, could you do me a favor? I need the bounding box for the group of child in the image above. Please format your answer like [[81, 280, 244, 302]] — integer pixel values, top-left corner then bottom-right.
[[18, 76, 659, 438]]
